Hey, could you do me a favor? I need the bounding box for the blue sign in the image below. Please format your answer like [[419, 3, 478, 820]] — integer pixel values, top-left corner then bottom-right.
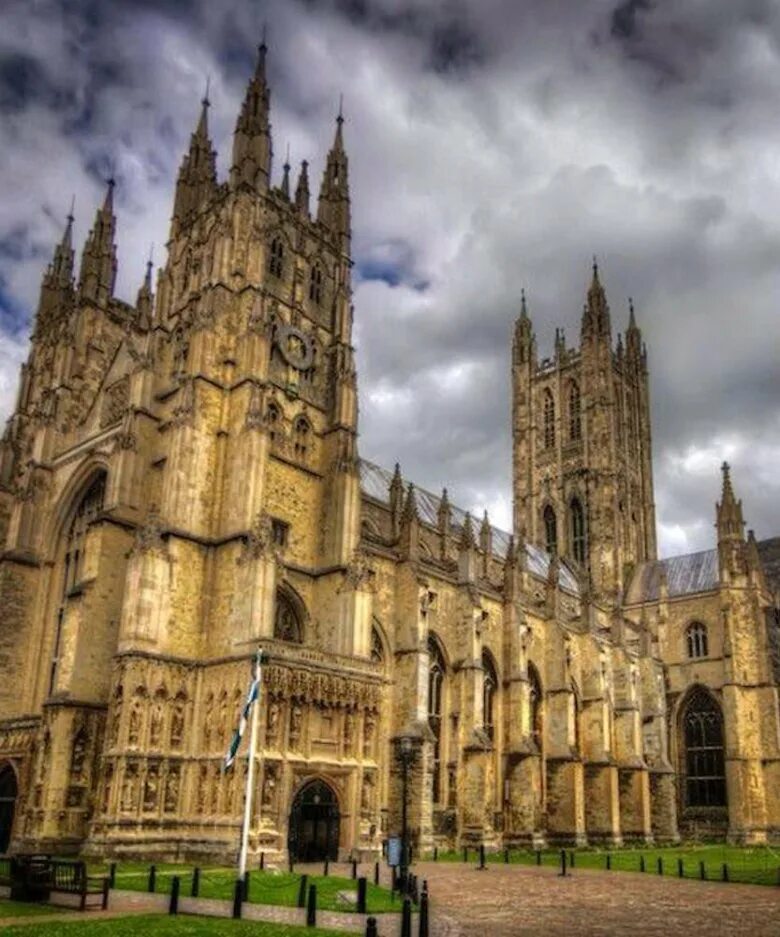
[[387, 836, 402, 867]]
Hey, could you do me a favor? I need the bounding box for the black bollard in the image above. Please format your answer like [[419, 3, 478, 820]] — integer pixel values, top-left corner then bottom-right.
[[722, 863, 729, 883], [101, 877, 110, 911], [148, 865, 156, 893], [559, 849, 567, 877], [232, 878, 243, 919], [419, 881, 429, 937], [260, 852, 265, 871], [374, 861, 380, 886], [391, 865, 398, 893], [657, 857, 663, 876], [244, 870, 251, 901], [434, 846, 438, 862], [606, 854, 611, 871], [323, 858, 329, 877], [352, 858, 358, 880], [700, 861, 706, 881], [569, 851, 575, 868], [297, 874, 308, 909], [306, 884, 317, 927], [639, 855, 645, 873], [478, 844, 486, 870], [536, 850, 542, 866], [677, 858, 684, 878], [191, 867, 200, 897], [169, 876, 180, 916], [463, 845, 468, 863], [357, 877, 367, 914], [366, 917, 378, 937], [109, 863, 116, 888], [504, 847, 510, 864], [401, 896, 412, 937]]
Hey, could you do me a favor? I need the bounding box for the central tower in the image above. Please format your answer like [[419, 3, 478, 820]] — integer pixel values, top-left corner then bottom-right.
[[511, 265, 657, 600]]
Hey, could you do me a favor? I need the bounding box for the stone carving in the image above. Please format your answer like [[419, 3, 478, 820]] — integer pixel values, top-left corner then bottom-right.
[[170, 696, 185, 750], [203, 694, 214, 751], [238, 512, 277, 565], [265, 700, 280, 747], [143, 765, 159, 811], [262, 762, 278, 809], [149, 695, 165, 747], [121, 765, 139, 812], [245, 382, 264, 430], [101, 376, 129, 428], [128, 700, 143, 747], [343, 550, 372, 591], [164, 767, 180, 813], [196, 765, 207, 814], [70, 726, 88, 780], [343, 709, 355, 753], [132, 511, 165, 555], [361, 772, 375, 814], [363, 712, 376, 757]]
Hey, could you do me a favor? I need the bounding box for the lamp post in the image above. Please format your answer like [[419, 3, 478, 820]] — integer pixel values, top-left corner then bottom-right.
[[395, 734, 418, 895]]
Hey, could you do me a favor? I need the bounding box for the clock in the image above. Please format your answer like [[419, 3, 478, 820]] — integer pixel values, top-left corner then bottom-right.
[[275, 324, 314, 371]]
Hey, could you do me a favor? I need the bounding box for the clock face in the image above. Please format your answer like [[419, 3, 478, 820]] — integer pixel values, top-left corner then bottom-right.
[[276, 324, 314, 371]]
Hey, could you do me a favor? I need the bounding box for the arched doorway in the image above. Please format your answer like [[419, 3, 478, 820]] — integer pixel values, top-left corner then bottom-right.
[[0, 763, 18, 853], [288, 779, 340, 862]]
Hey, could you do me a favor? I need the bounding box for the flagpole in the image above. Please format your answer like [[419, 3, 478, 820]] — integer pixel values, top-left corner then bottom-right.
[[239, 646, 263, 880]]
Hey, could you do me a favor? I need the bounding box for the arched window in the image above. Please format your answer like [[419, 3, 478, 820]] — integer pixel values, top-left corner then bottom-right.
[[543, 505, 557, 556], [274, 591, 303, 643], [568, 381, 581, 441], [686, 622, 708, 659], [50, 473, 106, 695], [427, 636, 446, 804], [268, 237, 284, 278], [293, 417, 311, 461], [570, 498, 586, 564], [681, 687, 726, 807], [370, 627, 385, 665], [543, 389, 555, 449], [528, 663, 543, 749], [309, 265, 323, 304], [482, 651, 498, 741], [266, 403, 281, 446]]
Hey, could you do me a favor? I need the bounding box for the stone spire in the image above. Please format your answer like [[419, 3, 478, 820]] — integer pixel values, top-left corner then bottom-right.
[[34, 208, 76, 337], [581, 258, 611, 340], [402, 483, 419, 524], [136, 255, 154, 328], [172, 93, 218, 233], [460, 512, 476, 550], [78, 178, 117, 306], [295, 160, 310, 217], [716, 461, 745, 545], [231, 41, 272, 192], [479, 510, 492, 554], [437, 487, 451, 534], [513, 288, 536, 365], [281, 145, 291, 198], [626, 296, 642, 364], [317, 106, 351, 251]]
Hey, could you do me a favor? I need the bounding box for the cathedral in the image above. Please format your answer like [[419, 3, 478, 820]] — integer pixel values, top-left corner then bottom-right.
[[0, 44, 778, 863]]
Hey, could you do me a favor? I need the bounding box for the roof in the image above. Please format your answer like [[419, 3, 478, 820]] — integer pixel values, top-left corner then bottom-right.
[[757, 537, 780, 596], [625, 550, 718, 604], [358, 458, 580, 595]]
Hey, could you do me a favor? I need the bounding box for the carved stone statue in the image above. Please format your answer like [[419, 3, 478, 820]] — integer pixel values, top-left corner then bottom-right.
[[262, 763, 278, 809], [363, 712, 376, 757], [170, 699, 185, 749], [128, 703, 142, 746], [289, 704, 303, 749], [164, 769, 180, 813], [265, 701, 280, 747], [143, 767, 159, 811], [149, 702, 164, 747], [70, 728, 87, 779]]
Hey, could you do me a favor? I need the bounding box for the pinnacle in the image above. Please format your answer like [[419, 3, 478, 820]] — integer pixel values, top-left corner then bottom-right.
[[103, 177, 115, 214]]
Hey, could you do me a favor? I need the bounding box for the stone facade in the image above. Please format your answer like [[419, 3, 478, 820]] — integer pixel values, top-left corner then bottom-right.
[[0, 46, 778, 861]]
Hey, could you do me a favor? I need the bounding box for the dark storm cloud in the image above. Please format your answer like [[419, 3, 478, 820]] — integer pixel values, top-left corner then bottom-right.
[[0, 0, 779, 556]]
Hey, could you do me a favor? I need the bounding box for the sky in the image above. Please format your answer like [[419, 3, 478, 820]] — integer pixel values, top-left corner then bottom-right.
[[0, 0, 779, 558]]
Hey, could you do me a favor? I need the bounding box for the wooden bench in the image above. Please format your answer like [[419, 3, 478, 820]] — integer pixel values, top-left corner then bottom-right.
[[50, 860, 109, 911]]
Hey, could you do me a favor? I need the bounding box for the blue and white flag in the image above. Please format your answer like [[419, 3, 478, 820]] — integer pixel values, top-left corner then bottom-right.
[[223, 656, 261, 771]]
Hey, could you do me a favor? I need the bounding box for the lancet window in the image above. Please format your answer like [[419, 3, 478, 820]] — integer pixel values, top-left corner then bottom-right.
[[686, 622, 709, 659], [268, 237, 284, 278], [543, 505, 557, 556], [570, 498, 586, 564], [543, 389, 555, 449], [682, 687, 726, 808], [568, 381, 582, 441], [428, 636, 446, 804]]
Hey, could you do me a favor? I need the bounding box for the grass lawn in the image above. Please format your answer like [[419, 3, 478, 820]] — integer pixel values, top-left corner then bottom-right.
[[0, 914, 354, 936], [101, 864, 400, 914], [0, 898, 72, 918], [432, 844, 780, 885]]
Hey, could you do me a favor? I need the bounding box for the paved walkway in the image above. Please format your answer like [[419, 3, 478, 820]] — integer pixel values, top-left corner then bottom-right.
[[415, 861, 780, 937]]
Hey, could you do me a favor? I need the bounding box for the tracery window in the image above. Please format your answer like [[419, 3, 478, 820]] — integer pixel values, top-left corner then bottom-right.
[[543, 505, 557, 556], [274, 591, 303, 644], [268, 237, 284, 278], [293, 417, 311, 461], [428, 636, 446, 804], [570, 498, 586, 564], [686, 622, 708, 659], [482, 651, 498, 741], [50, 473, 106, 695], [309, 265, 323, 304], [266, 403, 281, 445], [568, 381, 581, 441], [543, 389, 555, 449], [682, 687, 726, 807]]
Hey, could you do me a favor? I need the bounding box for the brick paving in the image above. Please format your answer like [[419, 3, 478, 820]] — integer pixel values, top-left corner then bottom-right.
[[414, 861, 780, 937]]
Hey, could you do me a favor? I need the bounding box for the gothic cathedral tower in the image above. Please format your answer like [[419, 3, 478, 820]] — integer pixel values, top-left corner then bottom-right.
[[511, 264, 657, 601]]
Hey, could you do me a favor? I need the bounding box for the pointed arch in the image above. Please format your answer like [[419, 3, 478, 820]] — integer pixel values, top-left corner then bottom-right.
[[569, 497, 586, 564], [678, 684, 726, 808], [268, 235, 285, 278], [274, 583, 306, 644], [543, 504, 558, 556], [427, 633, 448, 804], [293, 415, 312, 462], [482, 648, 499, 741], [309, 263, 323, 304], [685, 621, 708, 659], [568, 380, 582, 441], [0, 761, 19, 854], [527, 661, 543, 749], [543, 388, 555, 449]]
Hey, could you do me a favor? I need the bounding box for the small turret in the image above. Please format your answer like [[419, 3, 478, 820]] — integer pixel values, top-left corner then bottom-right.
[[78, 179, 118, 307], [295, 160, 310, 217], [389, 463, 403, 537], [172, 94, 218, 234], [513, 289, 536, 366], [402, 483, 419, 524], [281, 146, 291, 199], [717, 461, 745, 544], [136, 256, 154, 329], [317, 107, 351, 252], [230, 41, 272, 192], [626, 297, 642, 365], [581, 258, 611, 341], [460, 512, 476, 550], [35, 208, 75, 337]]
